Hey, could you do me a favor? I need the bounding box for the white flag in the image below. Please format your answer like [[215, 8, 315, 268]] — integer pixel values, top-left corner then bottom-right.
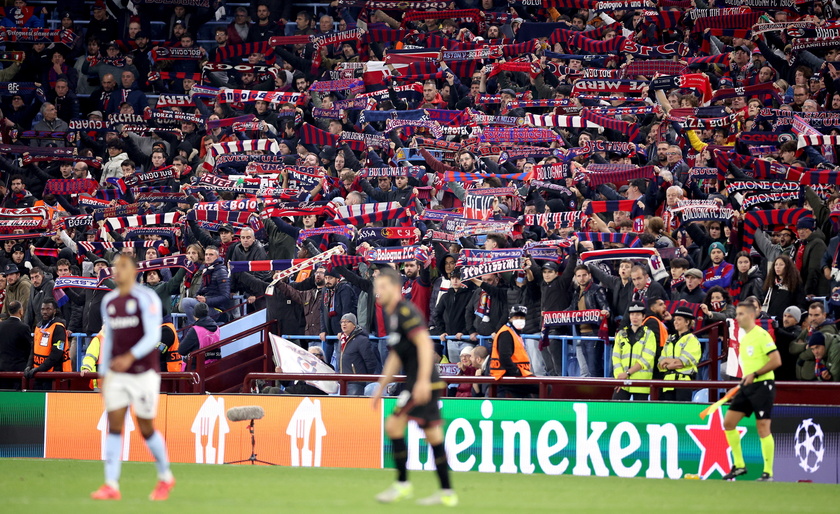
[[269, 334, 339, 394]]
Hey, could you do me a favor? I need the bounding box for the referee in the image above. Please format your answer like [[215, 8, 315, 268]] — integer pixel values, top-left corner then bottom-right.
[[722, 301, 782, 481], [371, 266, 456, 507]]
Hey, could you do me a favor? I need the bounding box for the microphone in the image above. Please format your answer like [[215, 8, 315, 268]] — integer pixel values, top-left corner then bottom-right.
[[226, 406, 266, 422]]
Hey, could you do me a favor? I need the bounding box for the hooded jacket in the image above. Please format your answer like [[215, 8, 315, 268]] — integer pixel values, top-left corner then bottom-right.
[[1, 274, 31, 317]]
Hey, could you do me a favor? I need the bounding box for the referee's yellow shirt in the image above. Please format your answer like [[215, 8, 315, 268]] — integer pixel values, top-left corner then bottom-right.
[[738, 326, 777, 382]]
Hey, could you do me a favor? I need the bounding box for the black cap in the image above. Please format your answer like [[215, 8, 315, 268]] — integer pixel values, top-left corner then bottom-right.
[[734, 45, 750, 54], [542, 261, 559, 271], [1, 264, 19, 275], [11, 244, 24, 253], [319, 146, 337, 161], [325, 269, 341, 278], [509, 304, 528, 317], [93, 257, 109, 266], [135, 31, 149, 40], [60, 11, 72, 19], [217, 224, 234, 234], [672, 306, 695, 321], [628, 301, 646, 313]]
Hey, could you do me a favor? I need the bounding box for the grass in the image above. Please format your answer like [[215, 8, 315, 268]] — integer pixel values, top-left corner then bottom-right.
[[1, 459, 837, 514]]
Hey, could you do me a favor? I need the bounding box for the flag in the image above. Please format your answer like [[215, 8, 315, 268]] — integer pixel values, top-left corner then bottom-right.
[[269, 334, 339, 394]]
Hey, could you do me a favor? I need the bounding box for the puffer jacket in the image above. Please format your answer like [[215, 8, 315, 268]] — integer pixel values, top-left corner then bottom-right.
[[197, 258, 232, 312], [338, 327, 379, 375], [99, 151, 129, 185]]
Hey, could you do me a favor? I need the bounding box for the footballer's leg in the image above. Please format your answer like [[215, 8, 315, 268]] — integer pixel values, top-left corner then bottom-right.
[[91, 407, 127, 500], [376, 413, 413, 503], [416, 423, 458, 507], [134, 371, 174, 500], [722, 407, 748, 480]]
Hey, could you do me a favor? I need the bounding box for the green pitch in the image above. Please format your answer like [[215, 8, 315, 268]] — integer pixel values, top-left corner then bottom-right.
[[1, 459, 836, 514]]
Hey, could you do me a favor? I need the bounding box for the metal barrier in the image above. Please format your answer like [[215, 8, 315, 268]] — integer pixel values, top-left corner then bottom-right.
[[0, 371, 202, 393], [71, 332, 96, 371], [288, 320, 724, 380], [242, 372, 840, 405]]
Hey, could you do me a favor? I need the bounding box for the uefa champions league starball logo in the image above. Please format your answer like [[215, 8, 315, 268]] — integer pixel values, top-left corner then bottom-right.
[[794, 419, 825, 473]]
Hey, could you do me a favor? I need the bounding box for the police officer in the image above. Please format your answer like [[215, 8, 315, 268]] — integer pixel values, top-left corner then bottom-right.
[[612, 301, 657, 400], [490, 305, 536, 398], [658, 306, 702, 401], [24, 298, 70, 388]]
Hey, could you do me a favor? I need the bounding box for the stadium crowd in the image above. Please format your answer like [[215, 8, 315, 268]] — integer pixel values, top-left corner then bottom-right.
[[1, 0, 840, 398]]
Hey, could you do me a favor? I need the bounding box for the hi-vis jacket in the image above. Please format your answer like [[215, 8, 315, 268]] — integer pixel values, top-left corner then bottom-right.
[[612, 324, 657, 394], [659, 331, 702, 391]]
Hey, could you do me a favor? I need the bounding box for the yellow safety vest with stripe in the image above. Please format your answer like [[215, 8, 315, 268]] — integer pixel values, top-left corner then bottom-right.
[[659, 331, 702, 392], [612, 325, 658, 394], [81, 330, 104, 389]]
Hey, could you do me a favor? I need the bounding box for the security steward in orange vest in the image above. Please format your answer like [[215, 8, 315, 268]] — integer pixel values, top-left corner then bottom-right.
[[24, 298, 69, 389], [158, 322, 182, 372], [490, 305, 537, 398]]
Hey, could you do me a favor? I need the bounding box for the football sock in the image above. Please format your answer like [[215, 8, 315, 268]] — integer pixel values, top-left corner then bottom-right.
[[391, 438, 408, 483], [760, 434, 774, 475], [144, 431, 173, 481], [431, 443, 451, 490], [725, 430, 746, 468], [105, 432, 122, 489]]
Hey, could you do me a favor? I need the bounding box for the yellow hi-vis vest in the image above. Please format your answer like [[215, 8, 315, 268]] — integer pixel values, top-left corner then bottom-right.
[[612, 325, 657, 394], [659, 331, 702, 392]]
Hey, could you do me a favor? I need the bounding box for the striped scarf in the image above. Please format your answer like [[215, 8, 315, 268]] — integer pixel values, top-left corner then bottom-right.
[[584, 165, 654, 187], [208, 139, 279, 158], [0, 207, 48, 219], [400, 9, 484, 30], [579, 109, 640, 142], [187, 209, 253, 226], [297, 225, 354, 244], [106, 212, 182, 230], [575, 231, 641, 248], [78, 240, 163, 253], [212, 42, 273, 63], [438, 170, 531, 182], [133, 192, 191, 203], [325, 205, 413, 228], [585, 200, 638, 214], [741, 209, 813, 250], [300, 122, 339, 147], [359, 166, 425, 178], [0, 219, 50, 230], [525, 114, 595, 129], [91, 203, 145, 221], [60, 215, 93, 230], [692, 11, 762, 32], [122, 167, 174, 188]]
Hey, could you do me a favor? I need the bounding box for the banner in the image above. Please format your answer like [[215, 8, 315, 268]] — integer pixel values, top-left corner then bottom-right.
[[39, 392, 380, 468], [543, 310, 602, 326], [383, 398, 759, 479]]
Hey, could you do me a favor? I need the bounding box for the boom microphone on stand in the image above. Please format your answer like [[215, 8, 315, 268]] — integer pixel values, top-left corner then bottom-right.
[[226, 406, 265, 422], [225, 406, 276, 466]]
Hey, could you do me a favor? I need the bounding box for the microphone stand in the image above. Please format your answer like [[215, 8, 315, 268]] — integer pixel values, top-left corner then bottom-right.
[[225, 419, 277, 466]]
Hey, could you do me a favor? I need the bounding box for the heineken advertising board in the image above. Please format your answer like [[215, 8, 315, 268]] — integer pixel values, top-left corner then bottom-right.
[[383, 398, 764, 480]]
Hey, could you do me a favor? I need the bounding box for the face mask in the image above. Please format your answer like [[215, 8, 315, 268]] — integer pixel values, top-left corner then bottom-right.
[[511, 319, 526, 330]]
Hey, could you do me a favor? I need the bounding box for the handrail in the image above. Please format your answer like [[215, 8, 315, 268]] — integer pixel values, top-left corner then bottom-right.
[[186, 319, 277, 391], [0, 372, 202, 393], [243, 372, 840, 402]]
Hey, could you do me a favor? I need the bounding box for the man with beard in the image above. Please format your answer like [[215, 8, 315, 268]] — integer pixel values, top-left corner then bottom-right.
[[2, 175, 35, 208], [23, 267, 54, 330], [249, 3, 279, 42], [402, 259, 431, 321], [319, 269, 358, 365]]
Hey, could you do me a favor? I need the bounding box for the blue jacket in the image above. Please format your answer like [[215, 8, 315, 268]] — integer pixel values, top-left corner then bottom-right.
[[320, 281, 358, 336], [198, 258, 232, 311], [339, 327, 380, 375]]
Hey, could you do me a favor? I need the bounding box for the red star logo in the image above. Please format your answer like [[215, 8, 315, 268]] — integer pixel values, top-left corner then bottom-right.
[[686, 409, 747, 479]]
